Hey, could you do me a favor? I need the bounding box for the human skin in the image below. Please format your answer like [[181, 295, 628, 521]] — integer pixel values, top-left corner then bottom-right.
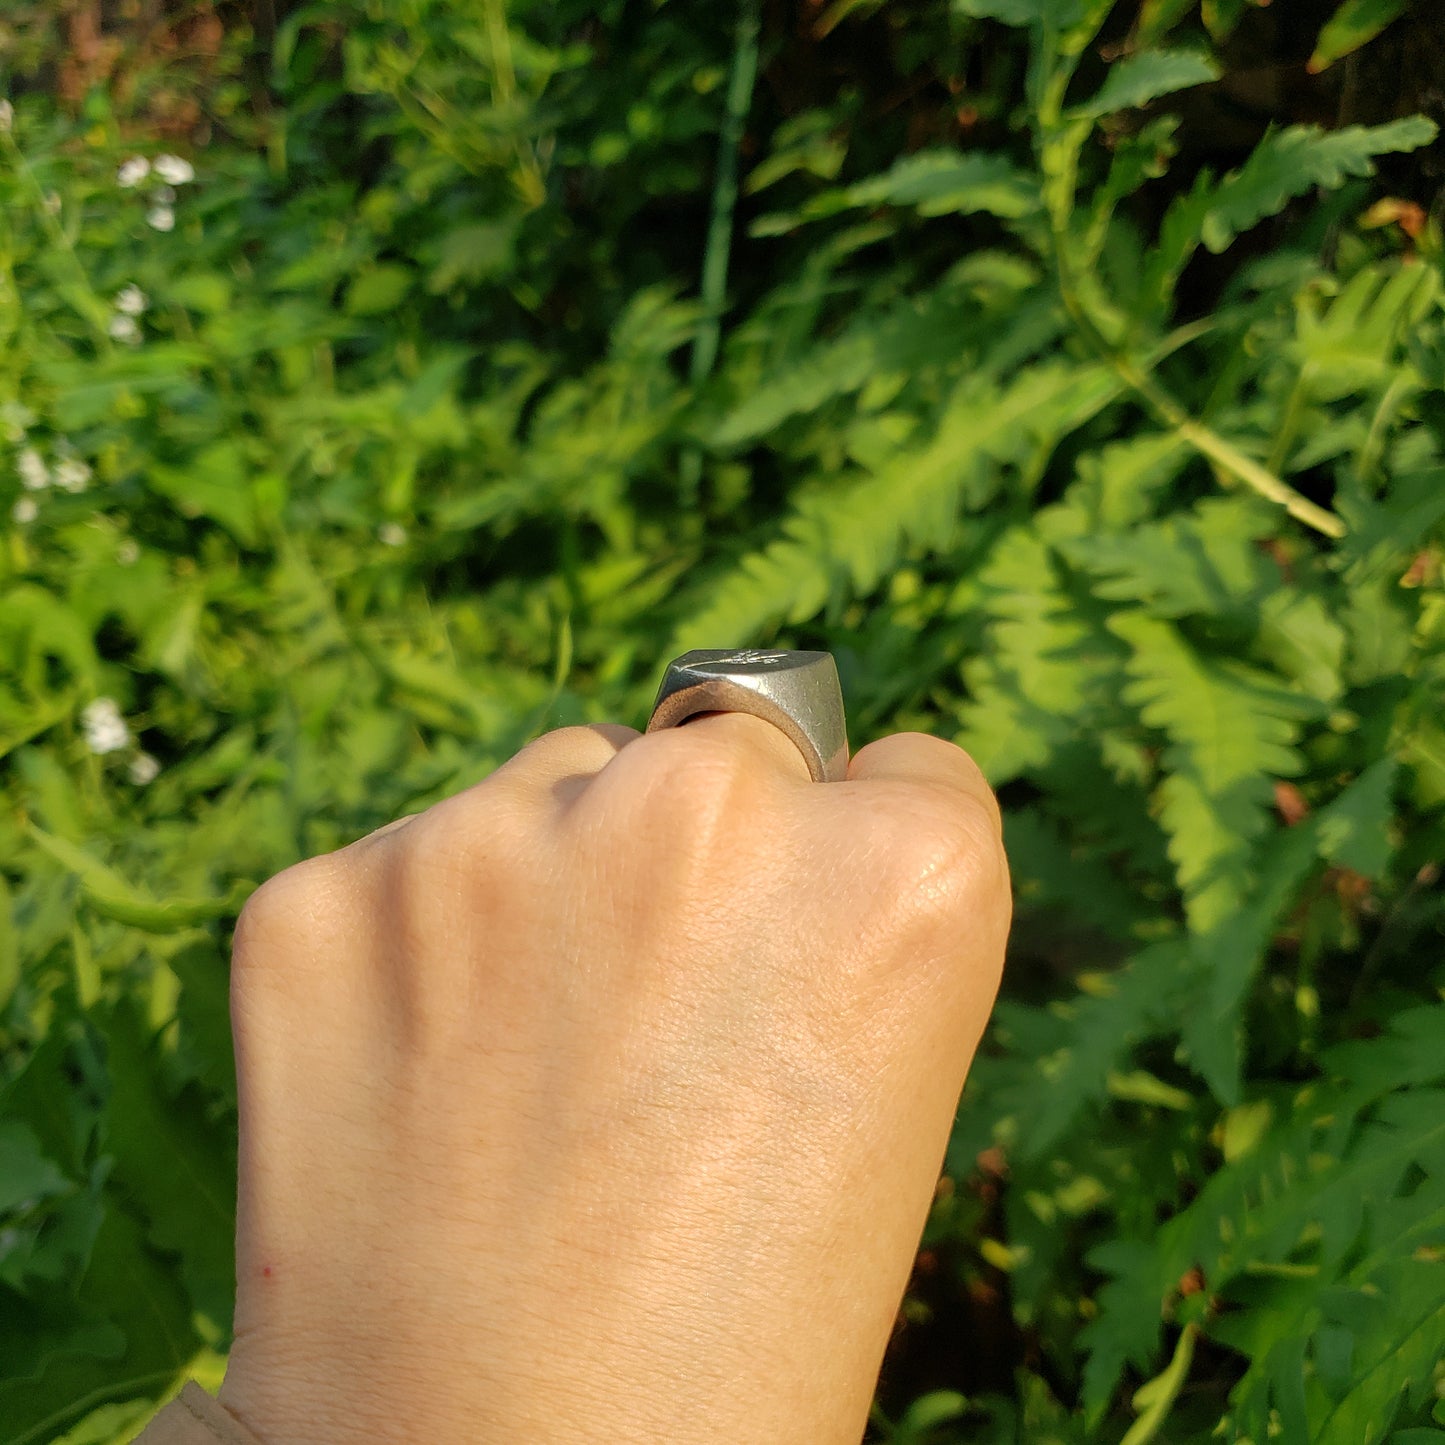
[[217, 715, 1011, 1444]]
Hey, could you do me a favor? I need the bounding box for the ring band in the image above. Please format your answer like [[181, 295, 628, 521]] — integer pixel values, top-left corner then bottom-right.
[[646, 650, 849, 783]]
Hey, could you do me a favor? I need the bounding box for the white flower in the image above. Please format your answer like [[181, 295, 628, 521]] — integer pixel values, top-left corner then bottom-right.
[[0, 100, 13, 134], [1, 401, 34, 442], [152, 154, 194, 185], [116, 539, 140, 565], [108, 313, 141, 344], [117, 156, 150, 188], [377, 522, 407, 546], [81, 698, 130, 755], [146, 205, 175, 232], [11, 496, 38, 524], [54, 457, 92, 493], [17, 447, 48, 490], [115, 284, 148, 315], [128, 751, 160, 786]]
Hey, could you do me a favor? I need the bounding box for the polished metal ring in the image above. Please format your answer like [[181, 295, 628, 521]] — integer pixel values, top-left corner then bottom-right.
[[646, 649, 849, 783]]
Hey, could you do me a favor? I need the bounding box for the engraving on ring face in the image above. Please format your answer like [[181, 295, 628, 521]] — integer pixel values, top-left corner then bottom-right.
[[692, 650, 791, 668]]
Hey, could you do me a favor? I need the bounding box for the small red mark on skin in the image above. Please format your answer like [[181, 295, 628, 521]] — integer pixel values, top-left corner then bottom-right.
[[262, 1266, 273, 1278]]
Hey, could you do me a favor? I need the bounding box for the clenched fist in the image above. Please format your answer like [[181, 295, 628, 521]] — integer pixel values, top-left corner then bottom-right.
[[217, 717, 1010, 1444]]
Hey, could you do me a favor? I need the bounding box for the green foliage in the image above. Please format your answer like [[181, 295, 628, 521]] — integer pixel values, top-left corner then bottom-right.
[[3, 0, 1445, 1440]]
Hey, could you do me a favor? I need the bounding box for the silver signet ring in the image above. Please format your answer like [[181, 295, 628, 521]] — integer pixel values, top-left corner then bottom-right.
[[647, 650, 849, 783]]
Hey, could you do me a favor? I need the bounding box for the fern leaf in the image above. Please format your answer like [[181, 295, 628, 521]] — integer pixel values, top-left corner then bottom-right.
[[1255, 589, 1347, 703], [1174, 753, 1401, 1106], [1069, 49, 1219, 120], [669, 362, 1117, 652], [711, 264, 1041, 447], [1139, 117, 1437, 319], [1200, 118, 1437, 253], [1059, 495, 1275, 619], [1020, 940, 1194, 1159], [1180, 819, 1322, 1102], [956, 526, 1111, 782], [1003, 809, 1153, 941], [845, 149, 1042, 219], [1064, 432, 1191, 529], [1109, 611, 1316, 931], [750, 149, 1040, 234], [1290, 263, 1441, 404], [1083, 1008, 1445, 1420], [1316, 757, 1397, 876], [1308, 0, 1410, 73]]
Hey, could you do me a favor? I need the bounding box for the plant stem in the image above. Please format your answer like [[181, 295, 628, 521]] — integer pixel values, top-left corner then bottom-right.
[[681, 0, 763, 508], [0, 125, 112, 350], [1039, 119, 1345, 539], [482, 0, 546, 207], [1120, 1324, 1198, 1445]]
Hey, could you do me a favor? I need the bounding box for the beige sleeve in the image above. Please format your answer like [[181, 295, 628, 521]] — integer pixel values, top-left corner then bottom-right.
[[131, 1383, 266, 1445]]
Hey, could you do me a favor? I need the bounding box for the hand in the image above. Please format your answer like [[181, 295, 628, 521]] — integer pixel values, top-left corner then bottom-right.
[[217, 717, 1010, 1444]]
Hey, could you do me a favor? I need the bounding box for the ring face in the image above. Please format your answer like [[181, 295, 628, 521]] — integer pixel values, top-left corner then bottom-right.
[[647, 649, 849, 783]]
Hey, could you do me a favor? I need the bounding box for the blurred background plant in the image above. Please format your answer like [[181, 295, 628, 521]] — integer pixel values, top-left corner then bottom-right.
[[2, 1, 1443, 1441]]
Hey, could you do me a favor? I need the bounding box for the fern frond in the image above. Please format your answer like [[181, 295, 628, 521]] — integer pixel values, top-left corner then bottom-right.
[[845, 149, 1042, 219], [1109, 611, 1317, 930], [1059, 495, 1275, 619], [956, 525, 1113, 782], [1017, 940, 1195, 1160], [1082, 1006, 1445, 1422], [1068, 49, 1219, 120], [710, 261, 1042, 447], [1139, 117, 1438, 319], [749, 148, 1040, 234], [668, 361, 1117, 652], [1289, 262, 1441, 404]]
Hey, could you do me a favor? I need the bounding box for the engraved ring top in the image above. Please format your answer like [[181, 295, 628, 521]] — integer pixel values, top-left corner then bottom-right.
[[646, 649, 849, 783]]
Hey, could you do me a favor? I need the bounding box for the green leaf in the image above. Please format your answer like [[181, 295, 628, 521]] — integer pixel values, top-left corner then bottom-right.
[[1255, 591, 1346, 703], [0, 1122, 70, 1214], [1109, 612, 1314, 930], [1308, 0, 1410, 73], [147, 442, 261, 547], [344, 263, 414, 316], [1070, 50, 1219, 120], [1312, 1258, 1445, 1443], [101, 1002, 237, 1334], [27, 828, 241, 934], [0, 875, 17, 1009], [0, 1205, 200, 1445], [1199, 119, 1439, 254], [953, 0, 1048, 24], [1181, 820, 1323, 1102], [1201, 0, 1250, 41], [1060, 496, 1274, 620], [1121, 1323, 1196, 1445], [845, 150, 1042, 219], [1141, 118, 1438, 317], [673, 362, 1117, 651], [1316, 759, 1397, 877]]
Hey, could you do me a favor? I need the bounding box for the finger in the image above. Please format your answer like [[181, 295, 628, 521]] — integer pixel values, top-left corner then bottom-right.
[[491, 723, 641, 787], [844, 732, 1002, 836], [659, 710, 817, 786]]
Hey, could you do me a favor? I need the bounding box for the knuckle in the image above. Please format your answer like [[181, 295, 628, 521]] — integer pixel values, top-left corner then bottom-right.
[[602, 727, 761, 832], [232, 852, 350, 968], [878, 792, 1009, 928]]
